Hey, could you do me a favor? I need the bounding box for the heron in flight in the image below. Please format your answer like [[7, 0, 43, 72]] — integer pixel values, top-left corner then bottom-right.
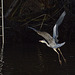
[[28, 11, 66, 65]]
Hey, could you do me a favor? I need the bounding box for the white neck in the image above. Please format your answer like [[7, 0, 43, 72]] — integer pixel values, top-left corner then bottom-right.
[[44, 41, 50, 47]]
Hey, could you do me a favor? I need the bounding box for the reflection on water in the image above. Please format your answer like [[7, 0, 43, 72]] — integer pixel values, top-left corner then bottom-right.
[[2, 0, 75, 74], [3, 23, 75, 75]]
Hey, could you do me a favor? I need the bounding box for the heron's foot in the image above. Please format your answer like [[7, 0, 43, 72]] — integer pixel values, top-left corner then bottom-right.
[[59, 60, 62, 65], [64, 58, 66, 63]]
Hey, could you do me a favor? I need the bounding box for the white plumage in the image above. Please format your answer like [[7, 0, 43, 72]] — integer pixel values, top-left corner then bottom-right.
[[28, 11, 66, 65]]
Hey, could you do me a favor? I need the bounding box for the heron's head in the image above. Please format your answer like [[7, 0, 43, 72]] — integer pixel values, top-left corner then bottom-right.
[[39, 40, 46, 43], [39, 40, 50, 47]]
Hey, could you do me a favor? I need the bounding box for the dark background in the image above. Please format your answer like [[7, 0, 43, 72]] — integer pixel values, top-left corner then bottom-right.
[[3, 0, 75, 75]]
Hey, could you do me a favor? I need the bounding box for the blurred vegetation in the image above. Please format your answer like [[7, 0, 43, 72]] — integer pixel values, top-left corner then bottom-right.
[[5, 0, 71, 28]]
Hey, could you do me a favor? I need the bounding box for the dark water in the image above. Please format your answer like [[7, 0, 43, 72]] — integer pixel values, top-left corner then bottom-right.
[[3, 0, 75, 75], [3, 16, 75, 75]]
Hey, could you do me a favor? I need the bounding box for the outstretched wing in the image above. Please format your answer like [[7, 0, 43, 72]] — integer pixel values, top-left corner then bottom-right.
[[53, 11, 66, 43], [28, 26, 38, 32], [28, 26, 53, 42]]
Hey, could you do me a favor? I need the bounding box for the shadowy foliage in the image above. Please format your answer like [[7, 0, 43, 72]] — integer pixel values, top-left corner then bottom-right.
[[5, 0, 71, 28]]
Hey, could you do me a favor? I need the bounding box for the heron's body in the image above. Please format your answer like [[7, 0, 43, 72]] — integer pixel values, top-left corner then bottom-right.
[[28, 11, 66, 65], [29, 27, 65, 48], [37, 31, 56, 47]]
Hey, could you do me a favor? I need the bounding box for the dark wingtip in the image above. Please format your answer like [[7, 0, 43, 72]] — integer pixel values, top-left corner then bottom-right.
[[28, 26, 38, 32]]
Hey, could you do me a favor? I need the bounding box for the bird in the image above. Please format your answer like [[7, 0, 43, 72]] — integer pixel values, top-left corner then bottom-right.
[[28, 11, 66, 65]]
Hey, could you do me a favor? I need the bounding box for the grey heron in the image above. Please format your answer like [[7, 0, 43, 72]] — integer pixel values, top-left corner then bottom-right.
[[28, 11, 66, 65]]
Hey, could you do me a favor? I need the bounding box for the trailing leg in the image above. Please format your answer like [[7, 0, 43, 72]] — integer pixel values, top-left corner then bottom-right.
[[53, 48, 62, 65], [58, 48, 66, 63]]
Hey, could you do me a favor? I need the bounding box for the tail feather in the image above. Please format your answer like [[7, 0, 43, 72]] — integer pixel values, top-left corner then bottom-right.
[[53, 42, 65, 48]]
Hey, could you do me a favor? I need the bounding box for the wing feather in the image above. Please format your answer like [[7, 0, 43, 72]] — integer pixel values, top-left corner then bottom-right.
[[53, 11, 66, 43], [28, 26, 53, 42]]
